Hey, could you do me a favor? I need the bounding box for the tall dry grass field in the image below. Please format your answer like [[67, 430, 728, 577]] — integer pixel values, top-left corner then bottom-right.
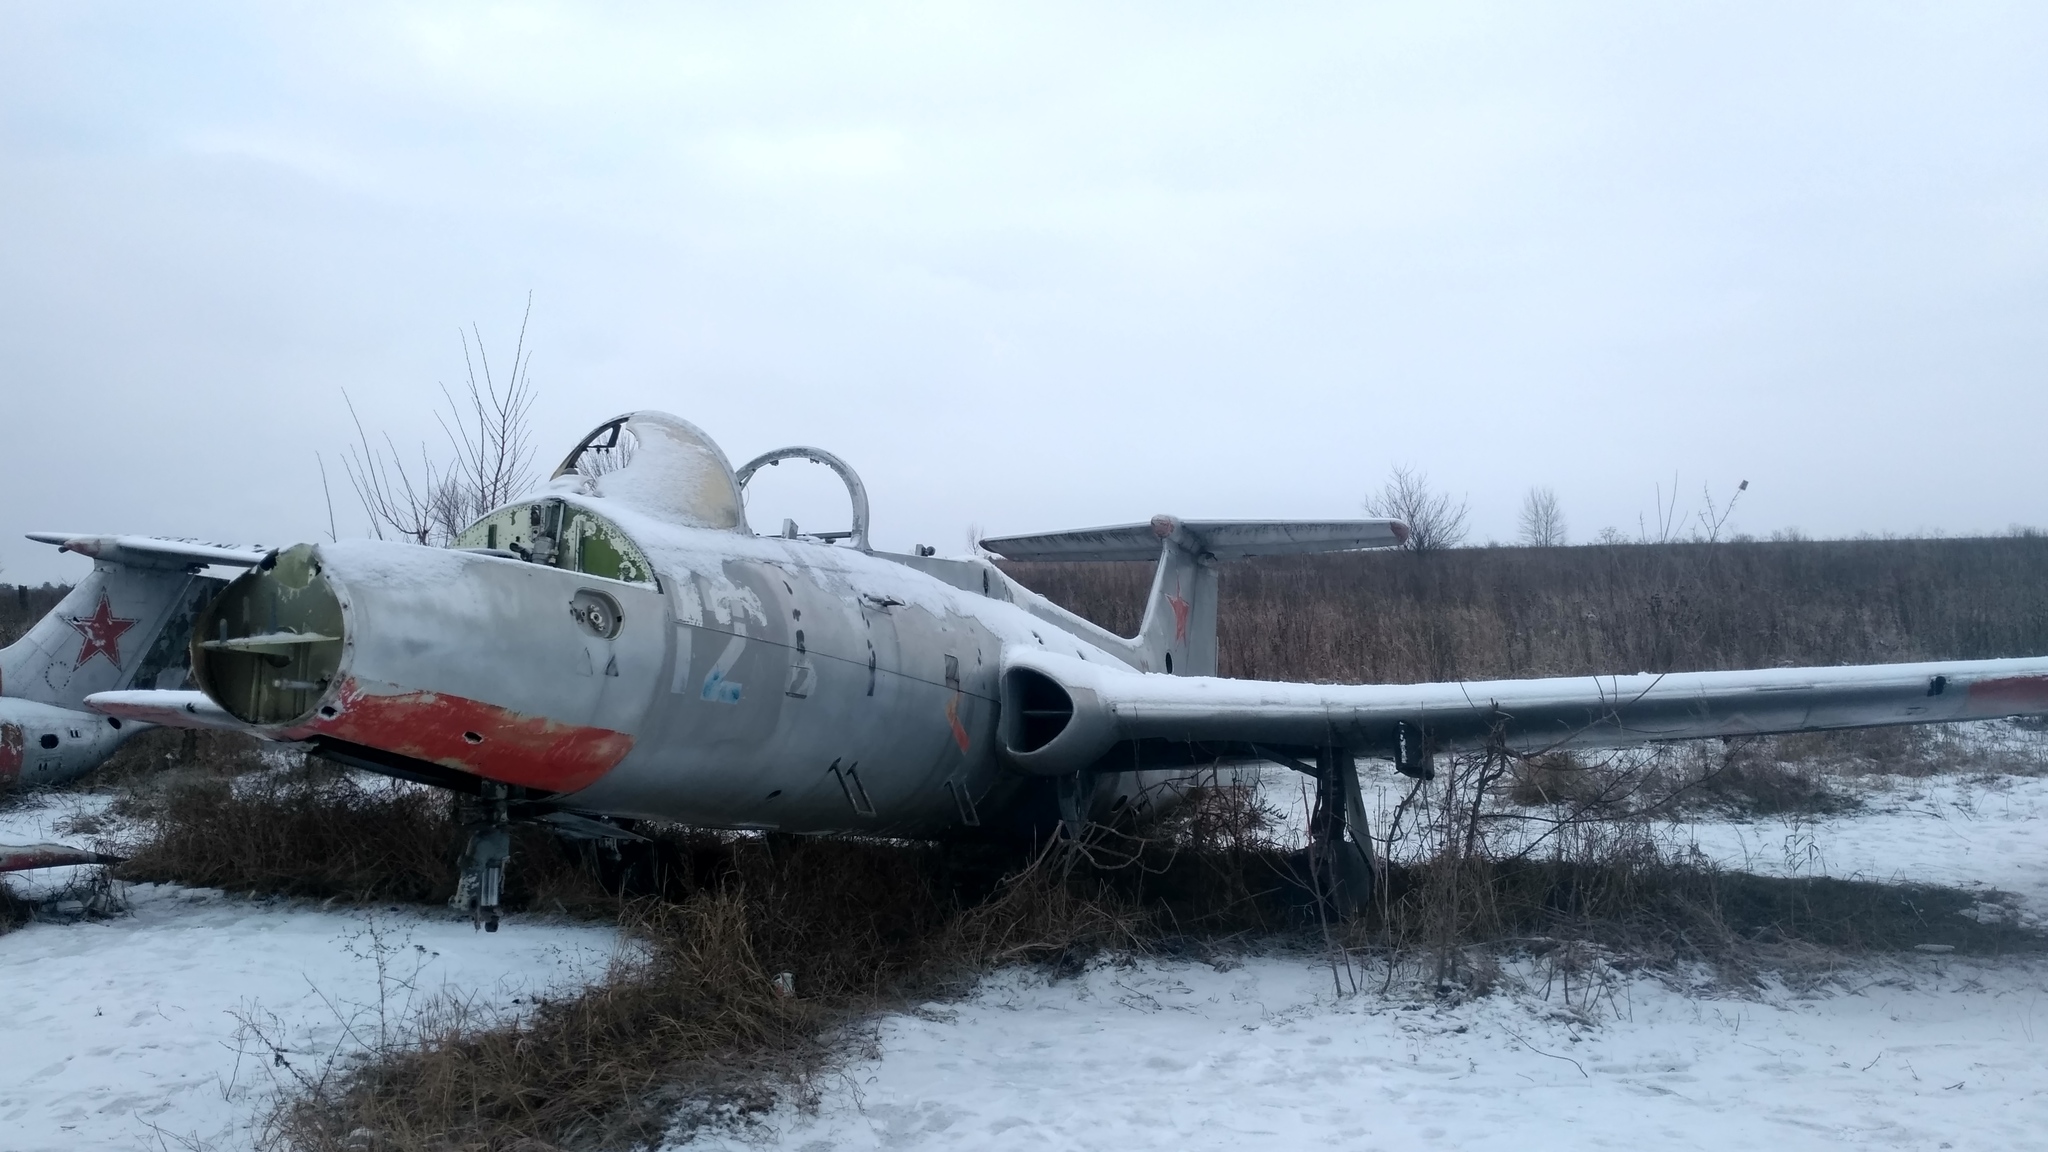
[[1002, 535, 2048, 682]]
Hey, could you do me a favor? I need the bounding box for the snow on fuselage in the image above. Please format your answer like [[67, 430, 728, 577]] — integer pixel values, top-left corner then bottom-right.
[[184, 498, 1129, 838]]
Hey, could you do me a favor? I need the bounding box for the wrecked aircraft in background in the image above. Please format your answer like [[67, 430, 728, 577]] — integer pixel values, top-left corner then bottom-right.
[[0, 537, 266, 787], [0, 536, 267, 872], [26, 409, 2046, 926]]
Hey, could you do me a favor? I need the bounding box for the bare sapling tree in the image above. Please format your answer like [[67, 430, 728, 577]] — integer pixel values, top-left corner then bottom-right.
[[1364, 464, 1469, 552], [1517, 486, 1567, 547], [1634, 473, 1748, 545], [1694, 479, 1749, 544], [343, 297, 540, 546], [1637, 472, 1683, 544]]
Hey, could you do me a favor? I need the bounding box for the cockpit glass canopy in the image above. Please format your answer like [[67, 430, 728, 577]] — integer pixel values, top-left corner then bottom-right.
[[548, 411, 748, 531], [455, 501, 656, 584]]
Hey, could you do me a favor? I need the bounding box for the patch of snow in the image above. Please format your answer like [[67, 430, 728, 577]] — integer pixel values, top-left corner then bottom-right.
[[1, 866, 619, 1152], [699, 953, 2048, 1152], [1669, 773, 2048, 911]]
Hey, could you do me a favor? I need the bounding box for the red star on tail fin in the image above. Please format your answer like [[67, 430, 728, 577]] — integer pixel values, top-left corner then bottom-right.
[[69, 594, 137, 669]]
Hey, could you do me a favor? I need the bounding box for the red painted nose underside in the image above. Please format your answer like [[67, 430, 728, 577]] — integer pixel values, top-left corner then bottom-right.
[[291, 678, 634, 794]]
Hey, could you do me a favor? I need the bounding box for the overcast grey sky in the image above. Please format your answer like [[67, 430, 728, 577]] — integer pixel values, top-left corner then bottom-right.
[[3, 2, 2044, 584]]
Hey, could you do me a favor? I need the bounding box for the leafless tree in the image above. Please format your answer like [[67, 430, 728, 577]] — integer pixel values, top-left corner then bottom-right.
[[1363, 464, 1469, 552], [343, 296, 540, 546], [1694, 479, 1748, 544], [1518, 486, 1567, 547]]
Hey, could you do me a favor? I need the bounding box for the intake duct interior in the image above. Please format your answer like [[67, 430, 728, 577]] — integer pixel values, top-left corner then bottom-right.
[[1002, 667, 1074, 754]]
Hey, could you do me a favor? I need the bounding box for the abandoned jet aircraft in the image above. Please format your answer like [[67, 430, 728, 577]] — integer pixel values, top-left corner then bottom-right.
[[0, 536, 266, 873], [0, 536, 264, 790], [67, 410, 2048, 926]]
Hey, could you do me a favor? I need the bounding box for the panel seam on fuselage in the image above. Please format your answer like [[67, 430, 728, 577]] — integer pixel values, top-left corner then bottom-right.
[[676, 620, 998, 702]]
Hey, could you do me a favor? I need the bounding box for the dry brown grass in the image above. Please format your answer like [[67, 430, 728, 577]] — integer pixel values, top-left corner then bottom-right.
[[116, 765, 462, 904], [264, 834, 1019, 1151]]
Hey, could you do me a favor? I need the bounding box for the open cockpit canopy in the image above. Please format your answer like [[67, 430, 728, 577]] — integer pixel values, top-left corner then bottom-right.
[[548, 411, 749, 531], [455, 412, 746, 581], [456, 410, 877, 566]]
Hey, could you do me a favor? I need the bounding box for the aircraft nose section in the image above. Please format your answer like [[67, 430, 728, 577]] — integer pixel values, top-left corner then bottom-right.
[[190, 539, 643, 795], [190, 544, 347, 727]]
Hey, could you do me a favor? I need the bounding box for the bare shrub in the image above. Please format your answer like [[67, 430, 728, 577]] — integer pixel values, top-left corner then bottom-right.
[[341, 297, 539, 546], [1363, 464, 1469, 552], [1360, 743, 2039, 999], [1506, 751, 1605, 808], [0, 883, 29, 935], [116, 765, 463, 903]]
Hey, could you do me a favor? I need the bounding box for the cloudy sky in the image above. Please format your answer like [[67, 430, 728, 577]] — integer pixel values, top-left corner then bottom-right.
[[3, 2, 2044, 584]]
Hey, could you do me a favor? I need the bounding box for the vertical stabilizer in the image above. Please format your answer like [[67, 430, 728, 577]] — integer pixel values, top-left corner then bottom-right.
[[979, 516, 1406, 676], [1, 540, 241, 707], [1136, 516, 1220, 676]]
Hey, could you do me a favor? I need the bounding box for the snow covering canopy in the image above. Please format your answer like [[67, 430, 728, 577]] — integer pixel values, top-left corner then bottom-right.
[[549, 411, 749, 532]]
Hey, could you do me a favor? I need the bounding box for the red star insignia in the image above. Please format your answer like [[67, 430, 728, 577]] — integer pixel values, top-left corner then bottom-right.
[[1167, 588, 1192, 643], [69, 594, 138, 669]]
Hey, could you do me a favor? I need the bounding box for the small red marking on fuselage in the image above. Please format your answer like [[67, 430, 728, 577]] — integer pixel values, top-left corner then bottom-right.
[[1966, 675, 2048, 715], [68, 595, 137, 669], [302, 679, 633, 793], [945, 692, 971, 753], [1167, 586, 1192, 644]]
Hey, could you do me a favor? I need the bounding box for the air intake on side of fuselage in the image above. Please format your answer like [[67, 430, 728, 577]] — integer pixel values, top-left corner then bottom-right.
[[1003, 667, 1074, 754]]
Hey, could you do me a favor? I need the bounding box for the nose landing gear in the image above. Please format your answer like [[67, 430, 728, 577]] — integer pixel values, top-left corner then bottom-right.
[[455, 783, 512, 932]]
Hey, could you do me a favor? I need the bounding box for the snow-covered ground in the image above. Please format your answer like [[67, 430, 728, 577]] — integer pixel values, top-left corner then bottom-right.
[[700, 953, 2048, 1151], [1675, 774, 2048, 907], [5, 740, 2046, 1151], [0, 796, 621, 1152], [707, 765, 2048, 1152]]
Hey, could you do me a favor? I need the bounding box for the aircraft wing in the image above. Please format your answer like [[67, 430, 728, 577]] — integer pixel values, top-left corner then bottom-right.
[[997, 647, 2048, 775], [1, 843, 120, 873], [28, 533, 269, 571], [86, 689, 257, 732]]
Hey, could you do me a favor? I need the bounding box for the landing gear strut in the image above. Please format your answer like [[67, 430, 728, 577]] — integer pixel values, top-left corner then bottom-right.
[[1055, 771, 1089, 841], [1308, 743, 1376, 914], [455, 782, 511, 932]]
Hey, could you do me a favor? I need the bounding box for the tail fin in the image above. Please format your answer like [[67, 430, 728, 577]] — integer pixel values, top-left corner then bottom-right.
[[1, 535, 265, 707], [980, 517, 1406, 675]]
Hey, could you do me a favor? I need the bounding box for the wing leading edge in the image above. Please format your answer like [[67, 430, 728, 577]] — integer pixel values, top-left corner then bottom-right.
[[996, 647, 2048, 776], [981, 518, 1407, 562]]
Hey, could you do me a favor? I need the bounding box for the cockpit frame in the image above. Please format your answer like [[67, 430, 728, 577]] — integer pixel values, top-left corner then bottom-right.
[[735, 446, 872, 551]]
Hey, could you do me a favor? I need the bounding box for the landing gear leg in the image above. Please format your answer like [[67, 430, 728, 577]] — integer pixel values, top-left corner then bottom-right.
[[1310, 744, 1376, 914], [456, 783, 511, 932], [1055, 772, 1089, 841]]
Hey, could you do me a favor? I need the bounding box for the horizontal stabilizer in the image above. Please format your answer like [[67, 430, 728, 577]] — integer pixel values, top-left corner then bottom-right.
[[87, 690, 254, 732], [981, 517, 1408, 562], [28, 533, 269, 571]]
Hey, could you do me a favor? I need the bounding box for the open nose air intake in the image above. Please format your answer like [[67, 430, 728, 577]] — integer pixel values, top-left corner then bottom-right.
[[189, 544, 345, 727]]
